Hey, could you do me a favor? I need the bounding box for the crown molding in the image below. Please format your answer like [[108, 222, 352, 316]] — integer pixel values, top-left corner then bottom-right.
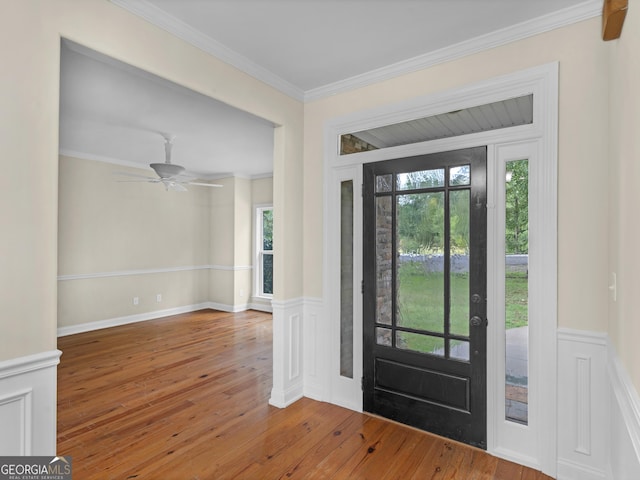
[[304, 0, 602, 101], [110, 0, 305, 101], [59, 149, 273, 180], [59, 149, 148, 171], [111, 0, 600, 103]]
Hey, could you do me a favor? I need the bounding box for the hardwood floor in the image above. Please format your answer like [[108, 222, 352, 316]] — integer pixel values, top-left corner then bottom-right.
[[57, 309, 552, 479]]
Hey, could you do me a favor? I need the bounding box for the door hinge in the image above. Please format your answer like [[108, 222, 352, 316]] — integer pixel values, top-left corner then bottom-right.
[[361, 376, 364, 391], [361, 280, 364, 294]]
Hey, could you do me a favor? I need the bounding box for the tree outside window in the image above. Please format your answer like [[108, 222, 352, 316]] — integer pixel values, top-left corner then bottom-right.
[[257, 207, 273, 297]]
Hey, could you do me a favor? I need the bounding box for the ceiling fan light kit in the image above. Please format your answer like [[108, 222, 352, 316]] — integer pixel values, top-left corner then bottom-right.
[[150, 162, 185, 178]]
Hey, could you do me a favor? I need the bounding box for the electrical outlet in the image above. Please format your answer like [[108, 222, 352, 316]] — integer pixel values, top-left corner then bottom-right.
[[133, 296, 139, 306], [156, 294, 162, 302]]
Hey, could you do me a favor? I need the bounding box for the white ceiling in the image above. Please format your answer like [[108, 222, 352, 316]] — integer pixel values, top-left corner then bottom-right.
[[59, 41, 275, 179], [60, 0, 602, 178], [113, 0, 601, 99]]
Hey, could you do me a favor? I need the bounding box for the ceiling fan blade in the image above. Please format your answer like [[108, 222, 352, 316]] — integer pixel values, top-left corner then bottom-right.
[[113, 171, 157, 180], [188, 182, 223, 188], [168, 182, 188, 192], [116, 179, 160, 184], [173, 173, 198, 181]]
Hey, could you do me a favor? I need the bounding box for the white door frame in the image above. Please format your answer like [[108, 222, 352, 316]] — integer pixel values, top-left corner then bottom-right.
[[322, 62, 558, 477]]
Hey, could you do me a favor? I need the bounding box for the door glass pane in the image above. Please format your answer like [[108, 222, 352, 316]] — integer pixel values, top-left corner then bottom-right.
[[396, 192, 445, 333], [376, 327, 392, 346], [449, 165, 471, 186], [396, 331, 444, 356], [505, 159, 529, 425], [450, 189, 470, 337], [397, 169, 445, 190], [340, 181, 354, 378], [450, 340, 470, 361], [376, 196, 393, 325], [376, 174, 393, 193], [340, 95, 533, 155]]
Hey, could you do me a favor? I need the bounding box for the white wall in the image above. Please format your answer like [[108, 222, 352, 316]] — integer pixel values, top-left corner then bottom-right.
[[302, 13, 640, 478], [58, 156, 273, 330], [0, 0, 302, 363], [304, 18, 610, 334], [0, 0, 295, 448], [58, 155, 211, 328], [608, 0, 640, 405], [607, 1, 640, 477]]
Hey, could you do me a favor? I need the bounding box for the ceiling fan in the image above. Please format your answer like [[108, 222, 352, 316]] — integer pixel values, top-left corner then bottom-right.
[[115, 134, 222, 191]]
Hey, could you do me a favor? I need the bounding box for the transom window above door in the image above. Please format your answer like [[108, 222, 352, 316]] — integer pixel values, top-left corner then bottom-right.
[[339, 94, 533, 155]]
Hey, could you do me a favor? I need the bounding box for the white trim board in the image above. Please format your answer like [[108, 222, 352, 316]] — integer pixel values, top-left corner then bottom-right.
[[0, 351, 62, 381], [110, 0, 600, 102], [56, 302, 255, 337], [60, 148, 274, 181], [58, 300, 271, 337], [58, 264, 252, 281]]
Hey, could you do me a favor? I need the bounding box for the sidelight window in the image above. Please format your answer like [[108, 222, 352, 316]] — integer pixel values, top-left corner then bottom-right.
[[504, 159, 529, 425]]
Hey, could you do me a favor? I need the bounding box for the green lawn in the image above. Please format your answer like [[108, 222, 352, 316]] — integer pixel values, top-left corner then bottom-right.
[[394, 262, 528, 355]]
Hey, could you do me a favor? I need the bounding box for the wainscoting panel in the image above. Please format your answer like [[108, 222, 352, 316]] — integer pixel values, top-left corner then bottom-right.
[[0, 350, 61, 456], [608, 342, 640, 480], [269, 298, 304, 408], [302, 297, 326, 401], [557, 329, 608, 480], [0, 389, 31, 455]]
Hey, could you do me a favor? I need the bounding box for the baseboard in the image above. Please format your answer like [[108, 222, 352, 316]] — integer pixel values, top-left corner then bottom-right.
[[249, 298, 273, 313], [57, 302, 215, 336], [557, 459, 608, 480], [268, 382, 304, 408], [207, 301, 248, 313], [0, 350, 61, 456]]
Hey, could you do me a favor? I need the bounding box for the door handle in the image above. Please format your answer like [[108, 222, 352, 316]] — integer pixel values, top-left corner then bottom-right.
[[470, 315, 484, 327]]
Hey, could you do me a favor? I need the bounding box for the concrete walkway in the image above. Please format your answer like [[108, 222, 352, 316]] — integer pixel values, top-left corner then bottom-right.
[[445, 325, 529, 422]]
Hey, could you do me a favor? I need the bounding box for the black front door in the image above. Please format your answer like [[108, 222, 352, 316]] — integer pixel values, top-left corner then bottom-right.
[[363, 146, 487, 449]]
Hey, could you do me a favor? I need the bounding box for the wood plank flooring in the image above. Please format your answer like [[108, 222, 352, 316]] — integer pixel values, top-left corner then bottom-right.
[[57, 309, 552, 479]]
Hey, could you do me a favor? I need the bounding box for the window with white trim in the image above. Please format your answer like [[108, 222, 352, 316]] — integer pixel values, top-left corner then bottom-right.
[[255, 206, 273, 297]]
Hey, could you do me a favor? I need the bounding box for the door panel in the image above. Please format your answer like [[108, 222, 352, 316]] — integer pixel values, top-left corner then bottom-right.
[[363, 146, 487, 449]]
